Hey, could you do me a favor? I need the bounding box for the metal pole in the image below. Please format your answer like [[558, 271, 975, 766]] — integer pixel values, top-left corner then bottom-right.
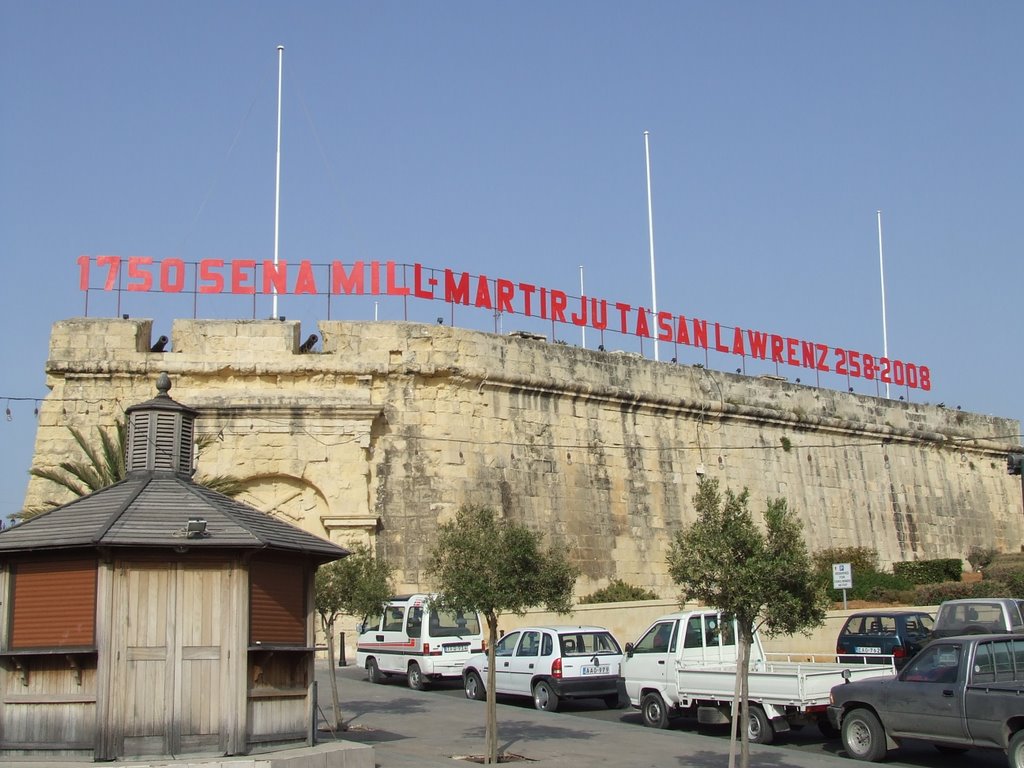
[[877, 210, 889, 398], [644, 131, 659, 362], [272, 45, 284, 320], [579, 265, 586, 349]]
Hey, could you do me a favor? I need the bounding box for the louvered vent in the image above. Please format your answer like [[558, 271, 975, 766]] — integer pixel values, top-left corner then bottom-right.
[[124, 372, 198, 475]]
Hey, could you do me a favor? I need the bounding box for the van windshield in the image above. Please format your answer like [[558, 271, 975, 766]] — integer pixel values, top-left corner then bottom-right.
[[429, 608, 481, 637]]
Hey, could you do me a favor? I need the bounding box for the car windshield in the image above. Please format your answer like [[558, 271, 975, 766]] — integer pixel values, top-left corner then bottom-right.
[[559, 631, 621, 656]]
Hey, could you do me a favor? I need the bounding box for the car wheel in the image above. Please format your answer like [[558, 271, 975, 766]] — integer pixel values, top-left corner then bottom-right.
[[366, 658, 383, 684], [747, 705, 774, 745], [1009, 730, 1024, 768], [841, 708, 888, 762], [533, 680, 559, 712], [603, 693, 623, 709], [641, 691, 670, 729], [407, 661, 427, 691], [464, 670, 486, 701]]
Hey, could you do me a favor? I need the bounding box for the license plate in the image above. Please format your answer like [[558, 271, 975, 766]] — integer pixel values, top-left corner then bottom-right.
[[443, 642, 469, 653], [855, 646, 881, 654], [581, 665, 610, 676]]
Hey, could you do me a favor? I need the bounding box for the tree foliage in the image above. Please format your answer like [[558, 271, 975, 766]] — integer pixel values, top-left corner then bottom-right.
[[426, 505, 577, 764], [314, 543, 393, 730], [667, 478, 827, 768]]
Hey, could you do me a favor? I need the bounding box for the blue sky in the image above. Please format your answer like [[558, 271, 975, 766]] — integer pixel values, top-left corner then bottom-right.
[[2, 2, 1022, 518]]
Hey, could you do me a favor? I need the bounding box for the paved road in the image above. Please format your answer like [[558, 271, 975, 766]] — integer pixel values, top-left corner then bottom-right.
[[316, 662, 1002, 768]]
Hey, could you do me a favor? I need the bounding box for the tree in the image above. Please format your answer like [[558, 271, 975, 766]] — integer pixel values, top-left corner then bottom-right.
[[426, 505, 578, 765], [24, 422, 246, 518], [667, 478, 828, 768], [314, 543, 393, 731]]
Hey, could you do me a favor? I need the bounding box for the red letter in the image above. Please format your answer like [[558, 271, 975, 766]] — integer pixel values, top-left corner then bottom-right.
[[692, 319, 708, 349], [713, 323, 729, 353], [96, 255, 120, 290], [496, 279, 515, 313], [199, 259, 225, 294], [591, 298, 608, 330], [770, 335, 784, 363], [635, 307, 651, 338], [474, 276, 493, 309], [571, 295, 589, 326], [550, 289, 567, 323], [161, 258, 185, 292], [294, 260, 317, 294], [801, 340, 816, 368], [413, 262, 435, 299], [747, 330, 768, 360], [386, 261, 409, 296], [262, 260, 287, 296], [657, 312, 674, 341], [519, 282, 536, 316], [231, 260, 256, 294], [332, 261, 365, 294], [127, 256, 153, 292], [786, 337, 799, 367], [445, 270, 471, 305], [615, 302, 632, 333], [731, 327, 745, 356], [77, 255, 91, 290], [675, 316, 691, 345], [815, 344, 830, 372]]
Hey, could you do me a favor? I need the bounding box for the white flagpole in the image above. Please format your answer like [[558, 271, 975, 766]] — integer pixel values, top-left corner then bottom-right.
[[579, 265, 586, 349], [644, 131, 659, 361], [272, 45, 284, 320], [877, 210, 889, 398]]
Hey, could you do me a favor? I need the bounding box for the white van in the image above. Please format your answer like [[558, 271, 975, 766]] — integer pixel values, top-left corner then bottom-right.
[[355, 593, 484, 690]]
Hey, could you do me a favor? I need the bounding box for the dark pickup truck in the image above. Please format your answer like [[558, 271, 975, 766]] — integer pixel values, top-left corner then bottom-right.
[[827, 633, 1024, 766]]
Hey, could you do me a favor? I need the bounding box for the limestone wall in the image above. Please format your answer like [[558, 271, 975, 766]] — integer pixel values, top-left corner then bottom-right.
[[24, 318, 1024, 598]]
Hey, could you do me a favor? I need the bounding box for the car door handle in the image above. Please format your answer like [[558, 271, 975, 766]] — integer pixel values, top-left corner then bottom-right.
[[528, 664, 534, 669], [502, 662, 509, 668], [375, 635, 384, 641], [658, 660, 665, 665], [942, 689, 954, 697]]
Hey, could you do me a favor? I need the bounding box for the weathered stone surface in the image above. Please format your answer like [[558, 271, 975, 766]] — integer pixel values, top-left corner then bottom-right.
[[24, 317, 1023, 596]]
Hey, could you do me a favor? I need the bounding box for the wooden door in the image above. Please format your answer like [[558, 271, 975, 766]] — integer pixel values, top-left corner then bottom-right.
[[109, 562, 232, 758]]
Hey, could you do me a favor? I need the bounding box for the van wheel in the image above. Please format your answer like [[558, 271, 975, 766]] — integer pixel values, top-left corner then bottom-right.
[[641, 692, 670, 729], [748, 706, 774, 745], [533, 680, 560, 712], [464, 670, 486, 701], [841, 708, 887, 762], [1008, 730, 1024, 768], [407, 661, 427, 691], [366, 658, 383, 684]]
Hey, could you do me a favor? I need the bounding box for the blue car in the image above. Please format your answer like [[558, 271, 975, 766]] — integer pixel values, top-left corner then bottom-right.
[[835, 610, 933, 669]]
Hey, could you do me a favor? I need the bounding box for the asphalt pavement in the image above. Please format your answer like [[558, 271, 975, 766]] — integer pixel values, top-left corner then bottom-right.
[[315, 661, 864, 768]]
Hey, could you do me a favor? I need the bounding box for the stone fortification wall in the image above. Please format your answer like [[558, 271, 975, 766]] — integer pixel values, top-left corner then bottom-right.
[[25, 318, 1023, 597]]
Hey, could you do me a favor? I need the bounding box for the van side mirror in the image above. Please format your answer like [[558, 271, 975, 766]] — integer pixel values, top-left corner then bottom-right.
[[625, 642, 634, 657], [356, 622, 366, 634]]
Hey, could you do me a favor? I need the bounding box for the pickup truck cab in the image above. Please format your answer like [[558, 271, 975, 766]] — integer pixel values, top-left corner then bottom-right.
[[621, 610, 896, 744], [932, 598, 1024, 639], [828, 633, 1024, 765]]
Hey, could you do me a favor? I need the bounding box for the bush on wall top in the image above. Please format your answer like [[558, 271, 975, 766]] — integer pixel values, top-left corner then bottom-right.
[[893, 558, 963, 585]]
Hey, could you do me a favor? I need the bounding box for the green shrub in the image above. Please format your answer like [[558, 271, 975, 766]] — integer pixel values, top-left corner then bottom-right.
[[981, 561, 1024, 598], [812, 547, 879, 577], [827, 569, 914, 602], [579, 579, 659, 604], [893, 558, 963, 585], [914, 579, 1016, 604], [966, 546, 997, 570]]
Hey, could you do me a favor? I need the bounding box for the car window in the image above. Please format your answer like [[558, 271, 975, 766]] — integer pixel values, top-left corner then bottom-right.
[[362, 611, 382, 632], [841, 616, 866, 635], [633, 621, 677, 653], [559, 631, 621, 656], [542, 633, 553, 656], [904, 615, 934, 635], [706, 615, 735, 647], [428, 608, 482, 637], [903, 643, 961, 684], [684, 617, 703, 648], [383, 606, 405, 632], [517, 631, 541, 657], [407, 606, 423, 637], [495, 631, 521, 657]]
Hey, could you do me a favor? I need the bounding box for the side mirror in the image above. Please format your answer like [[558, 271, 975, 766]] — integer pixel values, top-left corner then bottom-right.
[[625, 642, 634, 657], [356, 622, 366, 634]]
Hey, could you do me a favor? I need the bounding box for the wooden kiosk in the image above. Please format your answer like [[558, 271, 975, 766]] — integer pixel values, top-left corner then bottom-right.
[[0, 374, 348, 760]]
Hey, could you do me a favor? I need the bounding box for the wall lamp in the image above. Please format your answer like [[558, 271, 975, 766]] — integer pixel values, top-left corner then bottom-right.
[[186, 517, 208, 538]]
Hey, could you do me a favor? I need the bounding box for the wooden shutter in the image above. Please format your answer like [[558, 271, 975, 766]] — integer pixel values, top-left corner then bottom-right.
[[249, 559, 306, 645], [10, 558, 97, 648]]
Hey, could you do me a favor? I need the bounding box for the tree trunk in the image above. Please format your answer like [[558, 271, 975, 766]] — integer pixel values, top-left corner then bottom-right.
[[485, 612, 499, 764], [739, 625, 752, 768], [322, 614, 346, 731]]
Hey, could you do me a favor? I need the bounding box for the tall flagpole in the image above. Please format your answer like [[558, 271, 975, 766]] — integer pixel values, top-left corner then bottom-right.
[[877, 210, 889, 398], [644, 131, 659, 362], [272, 45, 284, 320]]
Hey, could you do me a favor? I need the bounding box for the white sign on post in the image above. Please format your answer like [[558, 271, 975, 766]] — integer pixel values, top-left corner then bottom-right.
[[832, 562, 853, 589]]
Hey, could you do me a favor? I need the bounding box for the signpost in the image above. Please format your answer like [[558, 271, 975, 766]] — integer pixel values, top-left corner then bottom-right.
[[833, 562, 853, 610]]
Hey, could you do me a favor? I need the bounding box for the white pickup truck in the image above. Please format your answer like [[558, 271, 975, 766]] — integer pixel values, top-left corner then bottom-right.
[[620, 610, 897, 744]]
